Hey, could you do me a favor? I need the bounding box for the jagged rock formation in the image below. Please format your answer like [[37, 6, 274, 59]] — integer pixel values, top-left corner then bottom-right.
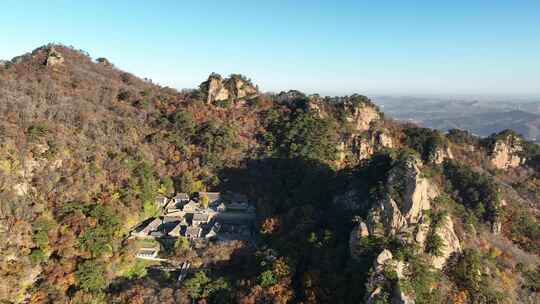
[[45, 46, 64, 66], [352, 130, 394, 161], [348, 155, 461, 265], [366, 157, 439, 235], [201, 73, 258, 105], [429, 145, 453, 164], [340, 100, 389, 163], [343, 100, 391, 163], [349, 156, 462, 303], [488, 133, 524, 169], [343, 101, 381, 132]]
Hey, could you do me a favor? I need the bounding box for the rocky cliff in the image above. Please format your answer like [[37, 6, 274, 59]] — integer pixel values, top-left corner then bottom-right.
[[346, 155, 462, 303], [349, 155, 461, 262], [201, 73, 258, 105], [366, 156, 439, 235], [340, 99, 390, 164], [344, 101, 381, 132]]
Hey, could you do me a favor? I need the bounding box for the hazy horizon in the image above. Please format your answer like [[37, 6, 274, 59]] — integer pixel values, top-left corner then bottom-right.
[[2, 1, 540, 98]]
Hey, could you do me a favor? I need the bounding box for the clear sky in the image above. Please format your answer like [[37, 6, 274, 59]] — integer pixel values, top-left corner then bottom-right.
[[1, 1, 539, 97]]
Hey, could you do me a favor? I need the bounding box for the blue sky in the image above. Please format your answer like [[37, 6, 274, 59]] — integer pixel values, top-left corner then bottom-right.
[[1, 1, 539, 97]]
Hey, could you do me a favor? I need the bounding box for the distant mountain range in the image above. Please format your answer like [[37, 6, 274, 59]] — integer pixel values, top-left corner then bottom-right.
[[373, 96, 540, 142]]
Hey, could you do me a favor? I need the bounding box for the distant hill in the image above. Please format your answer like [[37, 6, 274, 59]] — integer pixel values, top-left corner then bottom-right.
[[374, 96, 540, 142], [423, 110, 540, 142]]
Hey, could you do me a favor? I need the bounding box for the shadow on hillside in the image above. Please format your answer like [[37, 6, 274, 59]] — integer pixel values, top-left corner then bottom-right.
[[217, 157, 340, 215], [216, 157, 372, 302]]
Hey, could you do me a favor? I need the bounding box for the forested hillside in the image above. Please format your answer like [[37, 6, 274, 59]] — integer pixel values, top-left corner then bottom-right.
[[0, 44, 538, 304]]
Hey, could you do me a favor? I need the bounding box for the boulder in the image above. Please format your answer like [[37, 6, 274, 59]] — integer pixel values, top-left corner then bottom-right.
[[204, 73, 229, 104], [96, 57, 113, 67], [376, 249, 393, 267]]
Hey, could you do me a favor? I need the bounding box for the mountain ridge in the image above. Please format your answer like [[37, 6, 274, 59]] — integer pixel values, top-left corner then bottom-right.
[[0, 44, 538, 303]]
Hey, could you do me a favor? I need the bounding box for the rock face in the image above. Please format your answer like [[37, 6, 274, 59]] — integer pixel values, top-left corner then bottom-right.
[[367, 157, 438, 236], [201, 73, 258, 105], [205, 74, 228, 103], [488, 135, 524, 169], [429, 146, 454, 164], [45, 46, 64, 66], [349, 156, 462, 303], [430, 215, 462, 269], [344, 102, 381, 132], [301, 97, 388, 166], [353, 131, 394, 160], [342, 101, 389, 162], [349, 155, 461, 267]]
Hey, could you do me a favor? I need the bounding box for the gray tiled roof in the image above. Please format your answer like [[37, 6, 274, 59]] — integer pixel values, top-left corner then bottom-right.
[[192, 213, 209, 222]]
